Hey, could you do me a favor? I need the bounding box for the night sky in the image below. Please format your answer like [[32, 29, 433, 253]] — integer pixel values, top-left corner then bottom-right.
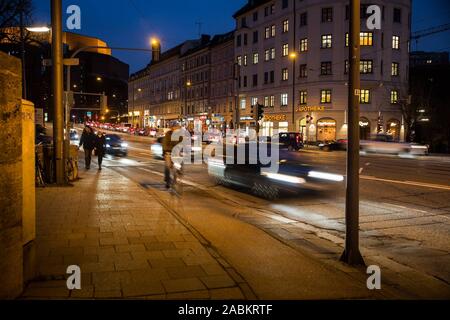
[[32, 0, 450, 73]]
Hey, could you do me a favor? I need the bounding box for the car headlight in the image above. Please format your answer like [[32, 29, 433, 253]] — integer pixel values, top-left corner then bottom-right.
[[106, 144, 111, 148], [308, 171, 344, 182], [121, 143, 128, 148], [261, 172, 306, 184]]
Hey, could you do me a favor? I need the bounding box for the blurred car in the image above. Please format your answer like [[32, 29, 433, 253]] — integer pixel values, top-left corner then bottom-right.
[[319, 139, 347, 151], [276, 132, 304, 151], [360, 134, 429, 156], [151, 135, 203, 161], [207, 142, 344, 199], [151, 137, 164, 160], [105, 134, 128, 156], [70, 129, 80, 145]]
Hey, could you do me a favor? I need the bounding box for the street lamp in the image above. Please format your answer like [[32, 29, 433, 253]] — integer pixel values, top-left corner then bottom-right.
[[21, 25, 51, 100], [289, 52, 297, 131], [184, 81, 192, 124]]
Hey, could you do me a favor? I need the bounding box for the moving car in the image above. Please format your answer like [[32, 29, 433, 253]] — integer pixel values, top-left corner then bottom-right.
[[151, 135, 203, 161], [276, 132, 304, 151], [360, 134, 429, 156], [69, 129, 80, 145], [105, 134, 128, 156], [319, 139, 347, 151], [207, 142, 344, 199]]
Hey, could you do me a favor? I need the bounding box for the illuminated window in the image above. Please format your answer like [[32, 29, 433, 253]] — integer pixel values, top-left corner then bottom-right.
[[265, 49, 270, 61], [282, 44, 289, 56], [320, 89, 332, 103], [300, 38, 308, 52], [251, 97, 258, 106], [281, 93, 288, 107], [265, 27, 270, 39], [270, 95, 275, 107], [300, 90, 307, 105], [237, 56, 242, 66], [282, 68, 289, 81], [321, 34, 332, 48], [360, 60, 373, 74], [391, 90, 399, 104], [240, 98, 246, 109], [392, 62, 399, 76], [283, 20, 289, 33], [243, 55, 248, 66], [253, 53, 259, 64], [360, 32, 373, 46], [264, 96, 269, 107], [345, 32, 373, 46], [360, 89, 371, 104], [392, 36, 400, 49], [271, 25, 276, 37], [270, 48, 276, 60]]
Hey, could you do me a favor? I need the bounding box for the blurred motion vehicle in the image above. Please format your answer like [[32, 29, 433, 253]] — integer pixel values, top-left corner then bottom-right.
[[360, 134, 429, 156], [69, 129, 80, 145], [207, 142, 344, 199], [151, 137, 164, 160], [105, 134, 128, 156], [151, 132, 203, 161], [319, 139, 347, 152], [276, 132, 304, 151]]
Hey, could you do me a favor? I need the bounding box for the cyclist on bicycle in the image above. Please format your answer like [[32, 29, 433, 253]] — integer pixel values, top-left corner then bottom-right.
[[162, 123, 182, 189]]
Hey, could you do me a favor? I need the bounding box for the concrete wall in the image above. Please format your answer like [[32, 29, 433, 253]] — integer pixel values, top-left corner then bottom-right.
[[0, 51, 24, 298]]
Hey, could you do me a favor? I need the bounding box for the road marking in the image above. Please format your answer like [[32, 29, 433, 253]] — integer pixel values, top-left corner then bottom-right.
[[361, 175, 450, 191]]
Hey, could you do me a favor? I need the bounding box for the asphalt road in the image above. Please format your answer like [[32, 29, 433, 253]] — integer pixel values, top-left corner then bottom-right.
[[75, 129, 450, 295]]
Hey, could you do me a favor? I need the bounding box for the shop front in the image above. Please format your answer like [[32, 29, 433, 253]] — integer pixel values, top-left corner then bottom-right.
[[359, 117, 371, 140], [261, 114, 289, 136]]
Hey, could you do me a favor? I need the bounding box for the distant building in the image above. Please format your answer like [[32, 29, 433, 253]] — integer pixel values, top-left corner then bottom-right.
[[409, 51, 450, 152], [0, 29, 129, 122], [410, 51, 449, 67], [233, 0, 411, 142], [128, 33, 235, 131]]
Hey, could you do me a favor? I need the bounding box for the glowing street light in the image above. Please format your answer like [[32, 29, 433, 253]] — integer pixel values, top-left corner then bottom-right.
[[26, 26, 51, 33], [96, 77, 102, 81], [289, 52, 297, 59]]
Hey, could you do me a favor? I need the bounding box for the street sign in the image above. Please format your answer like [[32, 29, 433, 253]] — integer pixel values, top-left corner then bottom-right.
[[42, 58, 79, 66]]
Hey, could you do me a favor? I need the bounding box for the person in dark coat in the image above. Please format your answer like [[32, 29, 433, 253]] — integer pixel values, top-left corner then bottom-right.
[[94, 131, 106, 170], [79, 126, 96, 169]]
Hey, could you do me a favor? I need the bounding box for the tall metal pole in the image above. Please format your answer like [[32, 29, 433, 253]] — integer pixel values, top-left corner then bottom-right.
[[341, 0, 365, 266], [19, 1, 27, 99], [291, 55, 296, 130], [51, 0, 65, 184]]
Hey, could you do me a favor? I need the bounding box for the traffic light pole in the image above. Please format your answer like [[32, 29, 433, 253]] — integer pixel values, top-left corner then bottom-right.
[[51, 0, 65, 185], [341, 0, 365, 266]]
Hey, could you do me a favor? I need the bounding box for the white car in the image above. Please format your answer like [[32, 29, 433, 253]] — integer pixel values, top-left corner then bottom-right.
[[360, 134, 428, 156]]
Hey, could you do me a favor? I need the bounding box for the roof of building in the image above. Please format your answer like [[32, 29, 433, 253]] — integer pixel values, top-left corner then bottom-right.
[[210, 30, 235, 48], [233, 0, 272, 18]]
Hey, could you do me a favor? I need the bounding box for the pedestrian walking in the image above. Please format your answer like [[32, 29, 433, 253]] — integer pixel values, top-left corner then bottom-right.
[[79, 126, 96, 170], [94, 131, 106, 171]]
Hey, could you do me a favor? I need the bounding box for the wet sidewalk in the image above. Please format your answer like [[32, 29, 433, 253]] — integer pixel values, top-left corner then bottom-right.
[[22, 166, 249, 299]]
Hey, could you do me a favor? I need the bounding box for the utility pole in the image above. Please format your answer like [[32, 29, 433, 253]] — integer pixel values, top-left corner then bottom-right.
[[341, 0, 365, 266], [51, 0, 65, 185], [19, 0, 27, 99]]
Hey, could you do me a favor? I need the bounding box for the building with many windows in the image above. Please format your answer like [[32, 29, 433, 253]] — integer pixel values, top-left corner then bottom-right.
[[233, 0, 411, 142], [129, 33, 236, 131]]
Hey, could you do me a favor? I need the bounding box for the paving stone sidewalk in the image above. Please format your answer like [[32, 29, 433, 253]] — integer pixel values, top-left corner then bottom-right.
[[22, 167, 247, 299]]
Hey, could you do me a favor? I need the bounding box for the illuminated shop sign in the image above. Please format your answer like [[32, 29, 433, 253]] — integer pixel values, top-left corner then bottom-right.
[[296, 106, 326, 112], [264, 114, 287, 121]]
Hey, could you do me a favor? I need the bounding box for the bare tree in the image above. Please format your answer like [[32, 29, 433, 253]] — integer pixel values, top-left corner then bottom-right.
[[0, 0, 33, 43]]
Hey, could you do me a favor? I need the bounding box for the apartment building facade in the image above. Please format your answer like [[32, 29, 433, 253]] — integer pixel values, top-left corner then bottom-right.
[[210, 31, 236, 130], [234, 0, 411, 142]]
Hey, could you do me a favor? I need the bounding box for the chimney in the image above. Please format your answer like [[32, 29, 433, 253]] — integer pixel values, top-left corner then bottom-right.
[[151, 38, 161, 63]]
